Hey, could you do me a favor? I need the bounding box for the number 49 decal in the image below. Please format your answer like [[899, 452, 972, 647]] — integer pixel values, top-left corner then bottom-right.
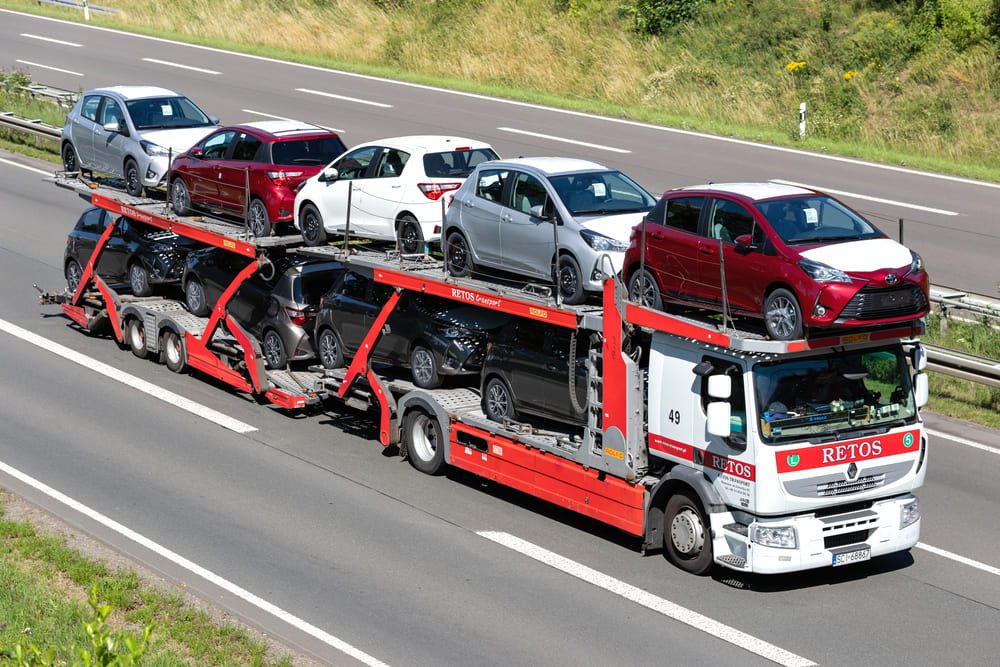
[[668, 410, 681, 425]]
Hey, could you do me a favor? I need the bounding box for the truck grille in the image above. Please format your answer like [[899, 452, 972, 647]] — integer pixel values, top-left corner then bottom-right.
[[816, 473, 886, 497], [838, 284, 926, 320], [825, 529, 872, 549]]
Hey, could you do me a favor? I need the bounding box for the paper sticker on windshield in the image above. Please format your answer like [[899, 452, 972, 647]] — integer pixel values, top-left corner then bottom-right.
[[803, 207, 819, 224], [161, 104, 173, 116], [593, 183, 607, 197]]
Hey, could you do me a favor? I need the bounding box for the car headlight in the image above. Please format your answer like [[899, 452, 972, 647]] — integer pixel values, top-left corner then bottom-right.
[[909, 251, 924, 274], [750, 524, 798, 549], [441, 326, 470, 339], [140, 140, 170, 158], [798, 258, 853, 284], [900, 498, 920, 529], [580, 229, 628, 252]]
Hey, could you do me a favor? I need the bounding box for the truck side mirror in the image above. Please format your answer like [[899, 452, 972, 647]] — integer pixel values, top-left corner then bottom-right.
[[914, 373, 928, 408], [707, 402, 732, 437], [707, 374, 732, 399], [318, 167, 339, 183], [912, 345, 927, 371]]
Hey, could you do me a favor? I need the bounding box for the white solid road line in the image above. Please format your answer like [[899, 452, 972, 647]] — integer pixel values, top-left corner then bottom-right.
[[917, 543, 1000, 577], [295, 88, 392, 108], [15, 59, 83, 77], [770, 179, 960, 216], [241, 108, 344, 133], [0, 459, 390, 667], [926, 428, 1000, 456], [0, 318, 257, 435], [497, 127, 631, 154], [20, 33, 82, 47], [0, 157, 53, 176], [479, 531, 816, 667], [141, 57, 221, 75]]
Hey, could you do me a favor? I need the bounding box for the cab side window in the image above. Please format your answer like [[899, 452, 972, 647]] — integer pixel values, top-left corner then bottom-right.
[[475, 169, 508, 203], [665, 196, 703, 234], [699, 357, 747, 435]]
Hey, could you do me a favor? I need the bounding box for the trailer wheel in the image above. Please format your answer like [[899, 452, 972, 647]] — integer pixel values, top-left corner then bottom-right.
[[403, 409, 446, 475], [663, 491, 713, 575], [126, 317, 148, 359], [162, 330, 185, 373]]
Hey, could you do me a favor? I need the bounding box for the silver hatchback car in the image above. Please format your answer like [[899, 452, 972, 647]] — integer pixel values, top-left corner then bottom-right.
[[443, 157, 656, 304], [61, 86, 218, 196]]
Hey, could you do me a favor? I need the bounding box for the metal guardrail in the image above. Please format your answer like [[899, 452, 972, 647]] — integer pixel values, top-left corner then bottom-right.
[[929, 286, 1000, 322], [34, 0, 116, 16], [925, 344, 1000, 389], [0, 112, 62, 142]]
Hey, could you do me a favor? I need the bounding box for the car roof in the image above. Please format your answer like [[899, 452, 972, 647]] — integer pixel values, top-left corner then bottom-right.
[[357, 135, 493, 153], [230, 120, 335, 140], [487, 156, 612, 175], [673, 182, 817, 201], [87, 86, 183, 100]]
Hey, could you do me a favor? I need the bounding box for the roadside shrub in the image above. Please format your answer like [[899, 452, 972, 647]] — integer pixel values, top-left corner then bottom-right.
[[909, 0, 990, 51], [631, 0, 707, 35]]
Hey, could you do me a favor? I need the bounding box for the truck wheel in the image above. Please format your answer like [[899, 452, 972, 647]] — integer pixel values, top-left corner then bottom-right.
[[126, 317, 148, 359], [410, 345, 441, 389], [403, 409, 446, 475], [483, 376, 515, 422], [161, 330, 185, 373], [663, 491, 713, 575]]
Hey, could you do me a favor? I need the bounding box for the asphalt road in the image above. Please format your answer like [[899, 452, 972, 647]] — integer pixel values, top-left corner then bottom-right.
[[1, 10, 1000, 667]]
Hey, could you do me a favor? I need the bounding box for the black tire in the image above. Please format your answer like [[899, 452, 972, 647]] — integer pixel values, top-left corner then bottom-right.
[[482, 376, 516, 423], [663, 491, 713, 575], [403, 409, 446, 475], [317, 327, 344, 369], [161, 330, 185, 373], [62, 142, 78, 173], [445, 232, 472, 278], [410, 345, 441, 389], [300, 203, 327, 246], [556, 254, 585, 305], [764, 287, 803, 341], [628, 268, 663, 310], [65, 258, 83, 292], [262, 329, 287, 370], [397, 214, 423, 254], [129, 262, 152, 297], [126, 317, 148, 359], [171, 177, 191, 216], [124, 158, 142, 197], [184, 277, 210, 316], [248, 199, 272, 238]]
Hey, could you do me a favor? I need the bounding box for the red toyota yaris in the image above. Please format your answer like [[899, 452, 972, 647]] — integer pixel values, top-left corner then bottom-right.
[[167, 120, 347, 237], [622, 182, 928, 340]]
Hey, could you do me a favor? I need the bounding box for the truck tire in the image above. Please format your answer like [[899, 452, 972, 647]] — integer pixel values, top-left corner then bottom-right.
[[161, 330, 185, 373], [663, 490, 713, 575], [126, 317, 148, 359], [403, 409, 446, 475]]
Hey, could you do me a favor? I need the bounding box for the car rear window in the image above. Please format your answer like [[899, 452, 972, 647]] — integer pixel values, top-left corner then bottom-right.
[[271, 136, 348, 166], [293, 265, 344, 304], [423, 148, 499, 178]]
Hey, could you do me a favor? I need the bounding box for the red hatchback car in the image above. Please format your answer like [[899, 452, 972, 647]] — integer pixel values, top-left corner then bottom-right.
[[622, 183, 928, 340], [168, 120, 347, 237]]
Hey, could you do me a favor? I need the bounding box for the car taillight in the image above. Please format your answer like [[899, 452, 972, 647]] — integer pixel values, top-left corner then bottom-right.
[[267, 170, 304, 186], [418, 182, 461, 201], [285, 306, 308, 326]]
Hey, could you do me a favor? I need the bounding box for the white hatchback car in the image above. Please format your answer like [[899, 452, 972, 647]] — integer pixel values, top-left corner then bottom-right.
[[294, 136, 499, 253]]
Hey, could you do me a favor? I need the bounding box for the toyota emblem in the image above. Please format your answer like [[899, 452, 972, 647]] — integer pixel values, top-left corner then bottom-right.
[[885, 274, 898, 285]]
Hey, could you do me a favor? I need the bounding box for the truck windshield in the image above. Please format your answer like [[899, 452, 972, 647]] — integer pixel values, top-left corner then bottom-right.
[[754, 346, 916, 444]]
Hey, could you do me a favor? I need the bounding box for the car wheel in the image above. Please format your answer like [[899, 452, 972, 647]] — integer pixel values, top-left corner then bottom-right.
[[317, 328, 344, 369], [161, 330, 185, 373], [184, 277, 209, 316], [62, 142, 78, 173], [663, 491, 713, 575], [627, 268, 663, 310], [446, 232, 472, 278], [483, 376, 515, 423], [398, 214, 423, 254], [65, 258, 83, 292], [126, 317, 148, 359], [403, 409, 446, 475], [764, 287, 803, 341], [171, 177, 191, 216], [129, 262, 152, 297], [557, 254, 585, 305], [300, 203, 327, 246], [124, 158, 142, 197], [410, 345, 441, 389], [248, 199, 272, 238], [262, 329, 287, 370]]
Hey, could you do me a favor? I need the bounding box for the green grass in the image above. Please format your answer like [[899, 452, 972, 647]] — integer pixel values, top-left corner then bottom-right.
[[922, 311, 1000, 429], [0, 494, 295, 665]]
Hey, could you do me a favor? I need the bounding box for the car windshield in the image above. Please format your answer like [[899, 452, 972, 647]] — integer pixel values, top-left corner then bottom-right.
[[271, 136, 348, 166], [755, 345, 917, 444], [755, 195, 881, 245], [549, 171, 656, 216], [125, 96, 213, 130], [423, 148, 499, 178]]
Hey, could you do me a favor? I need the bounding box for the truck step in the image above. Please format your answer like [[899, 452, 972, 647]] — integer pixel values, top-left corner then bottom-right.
[[717, 554, 748, 569]]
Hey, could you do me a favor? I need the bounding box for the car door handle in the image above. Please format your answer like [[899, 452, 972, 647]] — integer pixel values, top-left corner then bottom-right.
[[462, 200, 474, 208], [546, 364, 559, 371], [698, 247, 714, 255]]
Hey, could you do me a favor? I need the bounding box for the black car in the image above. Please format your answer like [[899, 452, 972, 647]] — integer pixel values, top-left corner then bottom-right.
[[182, 248, 344, 368], [314, 270, 511, 388], [480, 317, 590, 425], [64, 206, 197, 295]]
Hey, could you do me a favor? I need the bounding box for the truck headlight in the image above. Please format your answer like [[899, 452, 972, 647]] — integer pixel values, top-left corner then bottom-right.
[[900, 498, 920, 529], [580, 229, 628, 252], [750, 524, 798, 549]]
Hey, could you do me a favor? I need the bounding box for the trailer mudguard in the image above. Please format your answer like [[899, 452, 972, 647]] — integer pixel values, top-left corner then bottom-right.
[[396, 391, 452, 463], [642, 465, 726, 554]]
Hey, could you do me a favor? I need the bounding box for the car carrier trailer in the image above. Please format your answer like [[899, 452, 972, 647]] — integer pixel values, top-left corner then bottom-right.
[[42, 174, 931, 575]]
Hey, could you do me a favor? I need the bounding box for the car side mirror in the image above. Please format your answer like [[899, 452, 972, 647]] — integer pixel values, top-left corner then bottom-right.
[[529, 204, 553, 221], [209, 115, 220, 125], [734, 234, 758, 253], [318, 167, 340, 183], [189, 146, 204, 159], [104, 120, 128, 136]]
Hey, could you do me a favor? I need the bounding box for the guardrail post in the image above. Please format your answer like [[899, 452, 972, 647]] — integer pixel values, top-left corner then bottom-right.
[[83, 0, 91, 21], [898, 217, 904, 244]]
